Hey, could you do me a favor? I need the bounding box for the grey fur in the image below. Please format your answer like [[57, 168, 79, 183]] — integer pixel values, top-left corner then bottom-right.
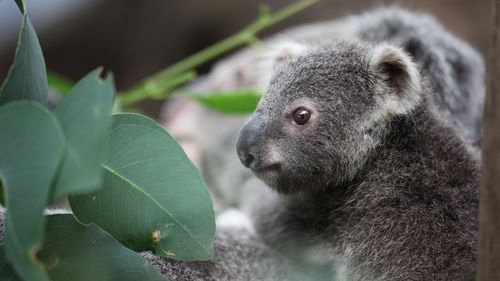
[[237, 39, 479, 280]]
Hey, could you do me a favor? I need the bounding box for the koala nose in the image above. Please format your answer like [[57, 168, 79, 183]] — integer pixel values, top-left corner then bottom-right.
[[236, 117, 264, 168]]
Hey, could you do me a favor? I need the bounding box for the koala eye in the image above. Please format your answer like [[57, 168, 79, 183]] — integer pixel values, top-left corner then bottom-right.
[[292, 107, 312, 125]]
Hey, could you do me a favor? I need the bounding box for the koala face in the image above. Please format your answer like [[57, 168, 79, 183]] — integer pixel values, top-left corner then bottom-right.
[[236, 41, 421, 194]]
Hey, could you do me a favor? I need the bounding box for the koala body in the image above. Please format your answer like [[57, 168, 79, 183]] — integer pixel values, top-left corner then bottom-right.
[[236, 40, 480, 280]]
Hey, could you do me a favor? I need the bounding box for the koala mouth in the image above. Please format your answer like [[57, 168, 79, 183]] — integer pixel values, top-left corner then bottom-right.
[[252, 163, 281, 176], [251, 163, 286, 191]]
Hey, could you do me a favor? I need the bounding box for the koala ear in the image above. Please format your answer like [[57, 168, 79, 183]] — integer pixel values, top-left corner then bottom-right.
[[267, 41, 309, 67], [257, 41, 309, 90], [369, 44, 421, 115]]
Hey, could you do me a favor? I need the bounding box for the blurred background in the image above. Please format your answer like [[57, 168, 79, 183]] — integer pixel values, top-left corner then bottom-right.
[[0, 0, 492, 119]]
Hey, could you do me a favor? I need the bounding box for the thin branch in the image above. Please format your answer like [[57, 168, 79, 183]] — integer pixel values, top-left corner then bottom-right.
[[118, 0, 319, 106], [119, 71, 196, 106]]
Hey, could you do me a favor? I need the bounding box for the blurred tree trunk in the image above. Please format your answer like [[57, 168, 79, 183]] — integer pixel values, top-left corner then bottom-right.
[[477, 0, 500, 280]]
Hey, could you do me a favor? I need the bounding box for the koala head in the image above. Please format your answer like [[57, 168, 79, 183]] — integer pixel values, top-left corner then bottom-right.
[[236, 40, 421, 194]]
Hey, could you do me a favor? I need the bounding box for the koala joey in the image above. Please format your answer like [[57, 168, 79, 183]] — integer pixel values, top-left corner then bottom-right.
[[236, 40, 479, 280]]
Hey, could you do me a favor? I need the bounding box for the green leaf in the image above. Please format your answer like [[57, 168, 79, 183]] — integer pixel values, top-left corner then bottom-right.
[[0, 101, 65, 281], [188, 89, 261, 114], [70, 113, 215, 261], [51, 69, 114, 201], [0, 15, 47, 105], [111, 99, 122, 114], [0, 246, 22, 281], [47, 71, 73, 97], [15, 0, 26, 14], [37, 214, 166, 281]]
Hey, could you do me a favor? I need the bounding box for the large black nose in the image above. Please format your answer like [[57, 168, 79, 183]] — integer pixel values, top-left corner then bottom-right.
[[236, 117, 264, 168]]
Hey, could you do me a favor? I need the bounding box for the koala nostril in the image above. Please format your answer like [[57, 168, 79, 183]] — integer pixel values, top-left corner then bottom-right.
[[246, 153, 255, 167], [238, 149, 255, 168]]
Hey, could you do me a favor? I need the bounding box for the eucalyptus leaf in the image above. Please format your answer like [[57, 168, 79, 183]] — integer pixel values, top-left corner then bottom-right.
[[0, 15, 47, 105], [38, 214, 166, 281], [70, 113, 215, 261], [188, 89, 261, 114], [0, 101, 65, 281], [111, 99, 122, 114], [51, 68, 114, 201]]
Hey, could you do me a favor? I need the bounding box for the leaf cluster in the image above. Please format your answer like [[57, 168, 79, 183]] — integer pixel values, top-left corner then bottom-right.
[[0, 2, 215, 280]]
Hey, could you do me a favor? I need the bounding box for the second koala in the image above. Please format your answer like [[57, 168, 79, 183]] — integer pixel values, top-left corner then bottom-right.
[[236, 40, 479, 280]]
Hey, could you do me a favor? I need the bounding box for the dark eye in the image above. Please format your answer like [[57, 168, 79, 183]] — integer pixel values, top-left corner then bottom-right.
[[292, 107, 311, 125]]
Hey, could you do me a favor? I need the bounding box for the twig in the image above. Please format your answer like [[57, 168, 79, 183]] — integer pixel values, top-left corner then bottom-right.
[[119, 71, 196, 106], [118, 0, 319, 106]]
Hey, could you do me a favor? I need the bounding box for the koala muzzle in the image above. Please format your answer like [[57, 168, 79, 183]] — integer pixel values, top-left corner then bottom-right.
[[236, 117, 264, 168]]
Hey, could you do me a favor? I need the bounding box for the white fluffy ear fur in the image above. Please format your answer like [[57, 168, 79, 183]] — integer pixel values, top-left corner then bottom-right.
[[257, 40, 309, 90], [369, 44, 421, 115], [266, 41, 309, 65]]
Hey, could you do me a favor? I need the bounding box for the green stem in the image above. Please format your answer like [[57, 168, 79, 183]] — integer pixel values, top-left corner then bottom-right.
[[119, 71, 196, 106], [119, 0, 319, 106]]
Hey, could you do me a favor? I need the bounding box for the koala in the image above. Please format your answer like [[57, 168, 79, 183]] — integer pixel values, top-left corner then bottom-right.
[[235, 40, 480, 280]]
